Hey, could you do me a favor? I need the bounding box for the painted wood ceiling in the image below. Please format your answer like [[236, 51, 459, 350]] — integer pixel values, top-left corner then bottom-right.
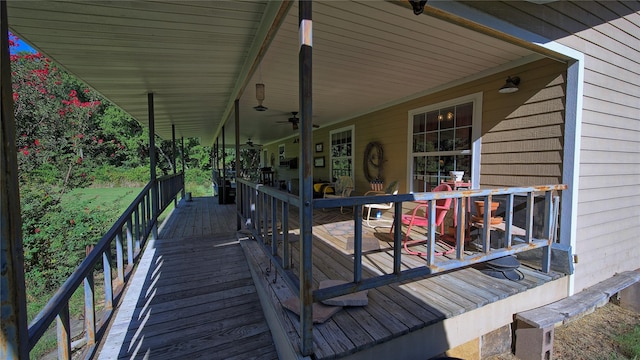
[[7, 1, 546, 146]]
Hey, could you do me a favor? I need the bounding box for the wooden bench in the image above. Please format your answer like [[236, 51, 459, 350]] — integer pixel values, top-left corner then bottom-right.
[[514, 270, 640, 360]]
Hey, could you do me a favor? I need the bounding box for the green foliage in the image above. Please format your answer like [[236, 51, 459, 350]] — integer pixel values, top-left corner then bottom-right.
[[10, 34, 213, 345], [617, 324, 640, 358]]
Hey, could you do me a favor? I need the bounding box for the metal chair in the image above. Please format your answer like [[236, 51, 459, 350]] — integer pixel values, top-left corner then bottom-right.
[[323, 176, 354, 213], [390, 183, 454, 256], [363, 181, 398, 227]]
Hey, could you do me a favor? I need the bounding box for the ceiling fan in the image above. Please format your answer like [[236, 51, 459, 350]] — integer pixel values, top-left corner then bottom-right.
[[276, 111, 320, 131], [244, 138, 261, 148]]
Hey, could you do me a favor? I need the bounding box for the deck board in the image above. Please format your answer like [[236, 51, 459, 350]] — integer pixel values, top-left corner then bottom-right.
[[98, 197, 277, 360], [242, 206, 567, 359], [98, 196, 566, 360]]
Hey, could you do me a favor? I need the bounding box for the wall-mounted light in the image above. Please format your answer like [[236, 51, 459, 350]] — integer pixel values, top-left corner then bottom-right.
[[253, 83, 268, 111], [499, 76, 520, 94]]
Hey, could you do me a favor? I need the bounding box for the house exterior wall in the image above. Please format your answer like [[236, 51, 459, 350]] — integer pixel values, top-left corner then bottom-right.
[[458, 1, 640, 292], [265, 58, 566, 212], [268, 58, 565, 191]]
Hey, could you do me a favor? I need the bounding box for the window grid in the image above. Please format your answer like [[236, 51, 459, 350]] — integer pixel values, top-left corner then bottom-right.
[[412, 102, 473, 192]]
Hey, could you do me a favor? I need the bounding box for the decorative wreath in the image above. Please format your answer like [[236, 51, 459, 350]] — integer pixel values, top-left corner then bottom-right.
[[363, 141, 384, 182]]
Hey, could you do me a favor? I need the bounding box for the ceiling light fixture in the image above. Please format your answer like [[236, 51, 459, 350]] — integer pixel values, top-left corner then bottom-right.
[[409, 0, 428, 15], [253, 83, 268, 111], [499, 76, 520, 94]]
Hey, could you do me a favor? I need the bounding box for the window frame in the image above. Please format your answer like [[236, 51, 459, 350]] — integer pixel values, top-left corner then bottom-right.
[[406, 92, 482, 192], [329, 125, 355, 185]]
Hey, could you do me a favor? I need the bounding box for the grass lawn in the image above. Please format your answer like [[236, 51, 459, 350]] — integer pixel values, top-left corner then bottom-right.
[[65, 187, 142, 210]]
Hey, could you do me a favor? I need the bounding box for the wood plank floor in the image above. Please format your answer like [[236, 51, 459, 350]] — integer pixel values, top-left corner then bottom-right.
[[98, 197, 278, 360], [241, 206, 565, 359]]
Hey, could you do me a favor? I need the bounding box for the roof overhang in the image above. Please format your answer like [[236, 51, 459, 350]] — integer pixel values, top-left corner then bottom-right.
[[7, 0, 567, 146]]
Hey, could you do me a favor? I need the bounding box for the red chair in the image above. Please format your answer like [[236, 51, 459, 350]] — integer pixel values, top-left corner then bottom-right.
[[390, 183, 454, 256]]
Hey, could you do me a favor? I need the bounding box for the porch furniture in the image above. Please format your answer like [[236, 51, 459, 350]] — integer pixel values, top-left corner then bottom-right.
[[313, 182, 333, 198], [363, 181, 398, 227], [323, 176, 354, 213], [390, 183, 454, 256], [260, 167, 275, 186]]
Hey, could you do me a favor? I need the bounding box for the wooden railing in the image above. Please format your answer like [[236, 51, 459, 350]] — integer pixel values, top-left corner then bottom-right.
[[26, 173, 183, 359], [237, 179, 567, 353]]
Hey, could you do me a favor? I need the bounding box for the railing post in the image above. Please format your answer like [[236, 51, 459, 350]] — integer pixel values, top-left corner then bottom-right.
[[393, 202, 403, 274], [134, 207, 141, 252], [455, 197, 465, 260], [525, 192, 534, 244], [271, 198, 278, 255], [102, 251, 113, 310], [542, 191, 554, 272], [505, 193, 514, 248], [353, 205, 363, 282], [427, 199, 437, 265], [282, 201, 290, 269], [116, 230, 125, 283], [84, 272, 96, 348], [127, 219, 134, 266], [56, 304, 71, 360]]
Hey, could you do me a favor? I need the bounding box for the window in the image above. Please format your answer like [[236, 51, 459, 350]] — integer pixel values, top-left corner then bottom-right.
[[329, 126, 354, 182], [409, 94, 481, 192]]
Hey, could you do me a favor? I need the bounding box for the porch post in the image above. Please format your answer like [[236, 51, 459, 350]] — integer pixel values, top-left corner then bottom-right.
[[148, 93, 158, 240], [171, 124, 176, 175], [298, 0, 314, 356], [234, 99, 241, 229], [221, 125, 226, 204], [171, 124, 177, 206], [181, 137, 185, 198], [214, 136, 219, 197], [0, 0, 29, 357]]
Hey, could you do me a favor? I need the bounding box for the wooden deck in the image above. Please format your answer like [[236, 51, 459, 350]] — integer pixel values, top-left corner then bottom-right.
[[97, 197, 278, 360], [96, 196, 566, 360], [241, 206, 567, 359]]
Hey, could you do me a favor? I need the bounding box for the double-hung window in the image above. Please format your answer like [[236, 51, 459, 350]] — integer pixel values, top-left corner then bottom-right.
[[330, 125, 354, 182], [409, 94, 481, 192]]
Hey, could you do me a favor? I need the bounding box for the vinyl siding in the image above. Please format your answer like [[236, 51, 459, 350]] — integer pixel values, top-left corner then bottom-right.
[[463, 0, 640, 294]]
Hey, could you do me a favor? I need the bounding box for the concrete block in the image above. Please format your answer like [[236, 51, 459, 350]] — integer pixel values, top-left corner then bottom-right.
[[515, 325, 553, 360], [482, 324, 513, 358], [446, 337, 479, 360], [620, 282, 640, 313]]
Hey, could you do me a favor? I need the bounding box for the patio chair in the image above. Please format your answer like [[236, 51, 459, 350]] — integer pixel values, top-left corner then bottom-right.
[[323, 176, 354, 213], [363, 181, 398, 227], [390, 183, 454, 256]]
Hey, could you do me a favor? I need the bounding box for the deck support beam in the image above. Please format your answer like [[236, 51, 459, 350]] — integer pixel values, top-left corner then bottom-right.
[[1, 1, 29, 357], [148, 93, 158, 240], [298, 0, 314, 356]]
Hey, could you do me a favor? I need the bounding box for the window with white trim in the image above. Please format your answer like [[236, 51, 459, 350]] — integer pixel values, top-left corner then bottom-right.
[[410, 96, 480, 192], [329, 126, 354, 182]]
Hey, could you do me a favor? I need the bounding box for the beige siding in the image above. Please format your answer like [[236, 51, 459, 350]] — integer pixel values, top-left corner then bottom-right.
[[463, 0, 640, 293], [265, 59, 566, 194]]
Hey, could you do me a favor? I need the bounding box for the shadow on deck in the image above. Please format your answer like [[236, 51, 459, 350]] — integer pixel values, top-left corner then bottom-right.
[[97, 197, 278, 360], [240, 204, 569, 359], [97, 196, 567, 360]]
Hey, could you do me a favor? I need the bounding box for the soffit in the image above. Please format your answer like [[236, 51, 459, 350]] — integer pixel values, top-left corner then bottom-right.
[[7, 1, 542, 146]]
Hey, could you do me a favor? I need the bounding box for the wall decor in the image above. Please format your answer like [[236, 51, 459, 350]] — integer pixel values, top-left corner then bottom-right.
[[315, 142, 323, 152], [314, 156, 325, 168]]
